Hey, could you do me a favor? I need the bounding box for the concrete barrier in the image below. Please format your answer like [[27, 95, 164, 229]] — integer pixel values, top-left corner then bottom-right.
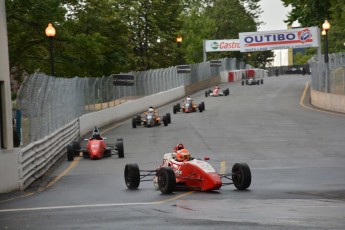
[[79, 87, 185, 136], [311, 88, 345, 114]]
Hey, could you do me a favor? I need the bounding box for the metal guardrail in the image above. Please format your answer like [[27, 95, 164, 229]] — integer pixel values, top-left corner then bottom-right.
[[19, 119, 79, 190], [309, 52, 345, 94], [16, 57, 248, 147]]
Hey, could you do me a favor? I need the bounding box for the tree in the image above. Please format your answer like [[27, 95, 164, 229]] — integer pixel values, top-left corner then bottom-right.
[[281, 0, 345, 53]]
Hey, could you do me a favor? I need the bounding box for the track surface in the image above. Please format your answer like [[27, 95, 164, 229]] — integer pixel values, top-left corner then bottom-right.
[[1, 75, 345, 229]]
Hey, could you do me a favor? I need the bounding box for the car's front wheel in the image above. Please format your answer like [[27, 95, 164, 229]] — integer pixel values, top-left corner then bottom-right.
[[232, 163, 251, 190], [124, 164, 140, 189]]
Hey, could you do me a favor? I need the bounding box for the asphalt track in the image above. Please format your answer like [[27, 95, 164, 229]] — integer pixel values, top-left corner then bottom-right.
[[1, 75, 345, 230]]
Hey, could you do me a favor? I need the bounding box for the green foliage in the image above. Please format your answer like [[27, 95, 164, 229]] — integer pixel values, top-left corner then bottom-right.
[[281, 0, 345, 53], [5, 0, 272, 79]]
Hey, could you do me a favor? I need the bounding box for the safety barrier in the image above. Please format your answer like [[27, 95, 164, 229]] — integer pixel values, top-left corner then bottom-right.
[[18, 119, 79, 190]]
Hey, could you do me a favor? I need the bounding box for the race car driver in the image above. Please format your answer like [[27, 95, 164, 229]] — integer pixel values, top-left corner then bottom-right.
[[173, 143, 185, 152], [176, 149, 191, 162]]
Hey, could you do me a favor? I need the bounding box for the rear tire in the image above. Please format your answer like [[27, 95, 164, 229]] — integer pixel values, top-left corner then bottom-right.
[[224, 88, 229, 96], [67, 144, 74, 161], [163, 116, 168, 126], [232, 163, 251, 190], [173, 105, 177, 114], [205, 91, 208, 97], [158, 167, 176, 194], [166, 113, 171, 124], [124, 164, 140, 189], [117, 141, 124, 158], [132, 117, 137, 128]]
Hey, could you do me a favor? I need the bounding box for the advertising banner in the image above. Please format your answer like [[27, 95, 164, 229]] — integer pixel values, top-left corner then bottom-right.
[[205, 39, 240, 52], [239, 27, 319, 52], [112, 74, 135, 86]]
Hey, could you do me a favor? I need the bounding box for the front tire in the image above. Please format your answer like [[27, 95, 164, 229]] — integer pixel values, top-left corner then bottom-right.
[[117, 141, 124, 158], [67, 144, 74, 161], [132, 117, 137, 128], [232, 163, 251, 190], [158, 167, 176, 194], [124, 164, 140, 189]]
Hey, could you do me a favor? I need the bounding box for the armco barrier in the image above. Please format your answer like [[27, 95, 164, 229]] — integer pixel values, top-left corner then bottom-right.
[[0, 87, 184, 192], [18, 119, 79, 190]]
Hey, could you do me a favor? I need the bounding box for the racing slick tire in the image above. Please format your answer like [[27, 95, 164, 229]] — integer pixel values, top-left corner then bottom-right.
[[124, 163, 140, 189], [198, 104, 203, 112], [242, 81, 244, 86], [200, 101, 205, 111], [205, 91, 208, 97], [157, 167, 176, 194], [166, 113, 171, 124], [173, 105, 177, 114], [132, 117, 137, 128], [67, 144, 74, 161], [163, 116, 168, 126], [261, 79, 264, 84], [231, 163, 251, 190], [116, 140, 124, 158], [224, 88, 230, 96]]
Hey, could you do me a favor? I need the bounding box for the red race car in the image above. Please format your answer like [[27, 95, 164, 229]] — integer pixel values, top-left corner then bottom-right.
[[124, 145, 251, 194], [67, 127, 124, 161], [205, 86, 229, 97]]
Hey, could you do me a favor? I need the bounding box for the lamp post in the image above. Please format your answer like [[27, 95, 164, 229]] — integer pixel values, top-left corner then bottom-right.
[[45, 23, 56, 76], [322, 20, 330, 63], [176, 35, 182, 65], [322, 20, 331, 92]]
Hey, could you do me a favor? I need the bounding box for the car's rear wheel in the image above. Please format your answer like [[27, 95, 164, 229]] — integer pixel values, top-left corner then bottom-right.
[[124, 164, 140, 189], [158, 167, 176, 194], [224, 88, 230, 96], [132, 117, 137, 128], [166, 113, 171, 124], [232, 163, 251, 190], [67, 144, 74, 161], [173, 105, 177, 114], [117, 140, 124, 158], [200, 101, 205, 111], [163, 116, 168, 126]]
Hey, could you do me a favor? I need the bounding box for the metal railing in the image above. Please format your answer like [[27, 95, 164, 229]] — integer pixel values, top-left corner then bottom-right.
[[16, 57, 248, 147], [309, 52, 345, 94]]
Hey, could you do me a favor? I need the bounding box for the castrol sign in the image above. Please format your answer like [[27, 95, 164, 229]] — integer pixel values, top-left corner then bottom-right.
[[239, 27, 319, 52], [205, 39, 240, 52]]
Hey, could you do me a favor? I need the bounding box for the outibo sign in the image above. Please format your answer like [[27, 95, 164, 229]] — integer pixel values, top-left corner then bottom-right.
[[112, 74, 135, 86], [205, 39, 240, 52], [239, 27, 319, 52]]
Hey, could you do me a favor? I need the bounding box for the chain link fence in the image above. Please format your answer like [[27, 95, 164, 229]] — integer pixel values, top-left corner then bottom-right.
[[309, 52, 345, 93], [16, 57, 249, 146]]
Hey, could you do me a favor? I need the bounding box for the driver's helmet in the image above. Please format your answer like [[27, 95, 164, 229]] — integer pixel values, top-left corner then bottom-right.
[[176, 149, 190, 162], [173, 143, 185, 152], [148, 108, 154, 113], [92, 127, 101, 139], [215, 85, 220, 89], [186, 97, 192, 103]]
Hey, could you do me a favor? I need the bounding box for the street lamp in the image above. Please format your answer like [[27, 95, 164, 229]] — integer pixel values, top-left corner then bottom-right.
[[45, 23, 56, 76], [322, 20, 330, 63], [176, 35, 182, 64]]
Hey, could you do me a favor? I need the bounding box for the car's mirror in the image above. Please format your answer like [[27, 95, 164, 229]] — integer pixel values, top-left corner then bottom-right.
[[103, 137, 107, 140], [204, 157, 210, 161]]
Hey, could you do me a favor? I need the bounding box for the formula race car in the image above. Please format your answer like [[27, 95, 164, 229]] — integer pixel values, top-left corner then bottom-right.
[[205, 87, 229, 97], [132, 109, 171, 128], [124, 147, 251, 194], [67, 128, 124, 161], [173, 99, 205, 114], [242, 77, 263, 86]]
